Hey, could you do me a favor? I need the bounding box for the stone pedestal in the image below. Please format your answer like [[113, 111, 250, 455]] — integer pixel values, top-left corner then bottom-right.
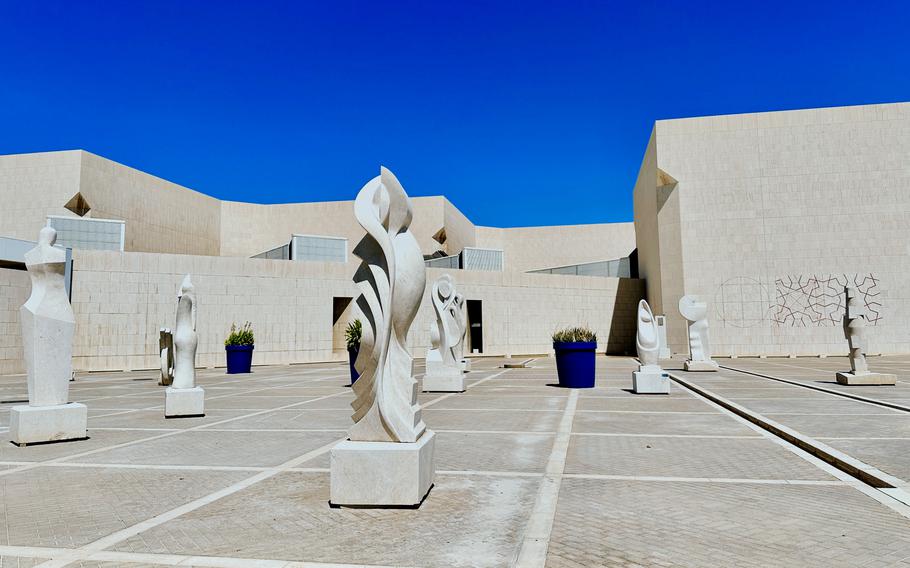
[[460, 358, 471, 372], [165, 386, 205, 418], [423, 363, 465, 392], [685, 360, 719, 372], [835, 372, 896, 386], [633, 369, 670, 394], [10, 403, 87, 446], [330, 430, 436, 507]]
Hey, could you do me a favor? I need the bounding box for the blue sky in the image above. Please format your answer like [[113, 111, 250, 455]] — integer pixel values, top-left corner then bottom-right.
[[1, 1, 908, 226]]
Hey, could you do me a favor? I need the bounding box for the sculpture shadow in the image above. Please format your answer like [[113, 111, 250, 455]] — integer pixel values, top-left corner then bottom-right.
[[605, 278, 644, 355]]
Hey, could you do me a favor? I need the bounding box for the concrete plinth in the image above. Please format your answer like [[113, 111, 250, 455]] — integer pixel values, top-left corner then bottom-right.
[[10, 402, 87, 446], [633, 370, 670, 394], [685, 360, 719, 372], [165, 386, 205, 418], [460, 358, 471, 372], [835, 372, 896, 386], [330, 430, 436, 507], [423, 364, 465, 392]]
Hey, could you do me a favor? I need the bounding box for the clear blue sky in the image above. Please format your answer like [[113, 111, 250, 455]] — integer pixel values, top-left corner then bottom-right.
[[1, 1, 908, 227]]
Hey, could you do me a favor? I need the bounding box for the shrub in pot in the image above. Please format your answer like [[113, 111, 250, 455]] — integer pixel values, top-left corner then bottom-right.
[[345, 319, 362, 385], [552, 326, 597, 388], [225, 322, 254, 374]]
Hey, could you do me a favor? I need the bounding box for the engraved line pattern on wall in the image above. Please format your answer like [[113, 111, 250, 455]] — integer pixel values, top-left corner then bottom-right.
[[772, 274, 881, 327]]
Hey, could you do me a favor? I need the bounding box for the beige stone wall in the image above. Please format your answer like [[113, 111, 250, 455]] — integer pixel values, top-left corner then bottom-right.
[[62, 250, 642, 372], [635, 102, 910, 356], [0, 150, 82, 242], [0, 268, 30, 375]]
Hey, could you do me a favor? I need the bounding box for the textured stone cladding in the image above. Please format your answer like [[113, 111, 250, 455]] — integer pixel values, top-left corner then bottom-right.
[[634, 102, 910, 356], [0, 268, 30, 374], [27, 250, 644, 373]]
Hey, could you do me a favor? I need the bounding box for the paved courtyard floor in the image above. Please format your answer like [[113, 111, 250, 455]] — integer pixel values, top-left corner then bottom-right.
[[0, 356, 909, 567]]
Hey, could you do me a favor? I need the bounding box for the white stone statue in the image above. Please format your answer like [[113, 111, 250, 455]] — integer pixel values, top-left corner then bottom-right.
[[632, 300, 669, 393], [836, 285, 895, 385], [165, 275, 205, 417], [331, 166, 435, 507], [678, 295, 719, 371], [10, 226, 86, 445], [452, 291, 470, 371], [423, 274, 465, 392], [159, 328, 174, 386]]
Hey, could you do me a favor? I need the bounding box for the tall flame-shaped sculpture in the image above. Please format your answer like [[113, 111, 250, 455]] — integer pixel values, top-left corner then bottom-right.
[[423, 274, 466, 392], [632, 300, 669, 394], [331, 167, 436, 507]]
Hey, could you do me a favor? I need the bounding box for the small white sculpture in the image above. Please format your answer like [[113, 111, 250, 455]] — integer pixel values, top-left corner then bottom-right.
[[836, 285, 895, 385], [655, 315, 671, 359], [679, 295, 719, 371], [632, 300, 669, 394], [452, 292, 471, 372], [331, 167, 435, 507], [10, 226, 87, 445], [423, 274, 465, 392], [159, 328, 174, 386], [165, 275, 205, 417]]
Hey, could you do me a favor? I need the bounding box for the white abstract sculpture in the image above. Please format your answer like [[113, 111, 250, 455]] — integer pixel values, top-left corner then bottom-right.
[[679, 295, 719, 371], [423, 274, 465, 392], [452, 292, 471, 371], [632, 300, 669, 394], [10, 226, 87, 445], [330, 167, 435, 507], [164, 275, 205, 417], [159, 328, 174, 386], [655, 315, 671, 359], [836, 285, 895, 385]]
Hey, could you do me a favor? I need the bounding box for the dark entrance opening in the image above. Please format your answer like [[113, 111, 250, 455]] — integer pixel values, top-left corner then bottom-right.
[[466, 299, 483, 354]]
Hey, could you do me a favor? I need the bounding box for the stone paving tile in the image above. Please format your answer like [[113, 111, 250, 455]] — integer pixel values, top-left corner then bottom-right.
[[69, 430, 342, 467], [87, 409, 252, 429], [572, 411, 757, 436], [204, 395, 324, 410], [431, 395, 567, 411], [112, 472, 538, 568], [546, 478, 910, 568], [435, 431, 553, 473], [0, 429, 161, 463], [565, 435, 834, 480], [422, 408, 562, 432], [0, 557, 46, 567], [701, 386, 833, 399], [213, 408, 354, 430], [0, 466, 248, 548], [815, 438, 910, 481], [576, 396, 715, 413], [721, 398, 904, 415], [763, 413, 910, 438]]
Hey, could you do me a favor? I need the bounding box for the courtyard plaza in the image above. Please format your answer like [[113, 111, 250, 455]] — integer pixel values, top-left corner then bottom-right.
[[0, 356, 909, 567]]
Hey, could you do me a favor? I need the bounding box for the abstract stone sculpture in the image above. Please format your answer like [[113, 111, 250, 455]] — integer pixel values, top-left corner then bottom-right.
[[423, 274, 465, 392], [679, 295, 719, 371], [656, 315, 671, 359], [453, 292, 471, 372], [165, 275, 205, 417], [10, 226, 87, 445], [159, 328, 174, 386], [330, 167, 435, 507], [836, 285, 895, 385], [632, 300, 669, 394]]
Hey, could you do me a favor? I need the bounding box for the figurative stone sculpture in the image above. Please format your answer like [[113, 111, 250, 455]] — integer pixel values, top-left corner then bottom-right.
[[165, 275, 205, 417], [632, 300, 669, 394], [679, 295, 719, 371], [10, 226, 87, 445], [331, 166, 435, 507], [836, 285, 895, 385], [159, 328, 174, 386], [423, 274, 465, 392]]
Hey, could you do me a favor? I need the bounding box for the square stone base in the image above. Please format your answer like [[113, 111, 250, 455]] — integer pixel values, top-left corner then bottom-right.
[[165, 386, 205, 418], [10, 402, 87, 446], [423, 364, 465, 392], [835, 372, 896, 386], [685, 360, 719, 372], [330, 430, 436, 507], [460, 358, 471, 372], [633, 370, 670, 394]]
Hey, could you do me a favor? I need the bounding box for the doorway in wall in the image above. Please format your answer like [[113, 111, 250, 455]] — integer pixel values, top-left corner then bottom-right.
[[332, 297, 355, 359], [466, 299, 483, 354]]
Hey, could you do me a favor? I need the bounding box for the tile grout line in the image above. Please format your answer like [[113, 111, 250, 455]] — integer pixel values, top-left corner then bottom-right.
[[512, 389, 578, 568]]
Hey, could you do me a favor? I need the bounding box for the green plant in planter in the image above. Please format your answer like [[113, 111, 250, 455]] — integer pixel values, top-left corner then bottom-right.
[[552, 326, 597, 344], [225, 322, 255, 346], [345, 319, 362, 350]]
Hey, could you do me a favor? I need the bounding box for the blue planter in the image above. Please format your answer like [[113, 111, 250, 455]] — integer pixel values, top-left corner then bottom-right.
[[553, 341, 597, 388], [348, 345, 360, 385], [225, 345, 254, 374]]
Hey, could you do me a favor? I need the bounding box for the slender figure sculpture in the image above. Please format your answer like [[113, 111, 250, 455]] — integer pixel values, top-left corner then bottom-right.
[[632, 299, 668, 393], [172, 275, 198, 389]]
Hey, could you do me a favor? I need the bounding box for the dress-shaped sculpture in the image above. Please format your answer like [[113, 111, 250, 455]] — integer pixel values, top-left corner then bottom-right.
[[835, 285, 895, 385], [159, 328, 174, 386], [165, 275, 205, 417], [11, 227, 87, 445], [423, 274, 465, 392], [679, 295, 719, 371], [349, 167, 428, 443], [332, 167, 435, 507], [632, 300, 669, 393]]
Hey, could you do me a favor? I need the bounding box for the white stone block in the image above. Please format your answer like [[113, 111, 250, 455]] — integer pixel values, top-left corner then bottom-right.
[[460, 358, 472, 372], [165, 386, 205, 418], [10, 402, 87, 446], [835, 372, 896, 386], [684, 360, 719, 372], [632, 370, 670, 394], [330, 430, 435, 507]]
